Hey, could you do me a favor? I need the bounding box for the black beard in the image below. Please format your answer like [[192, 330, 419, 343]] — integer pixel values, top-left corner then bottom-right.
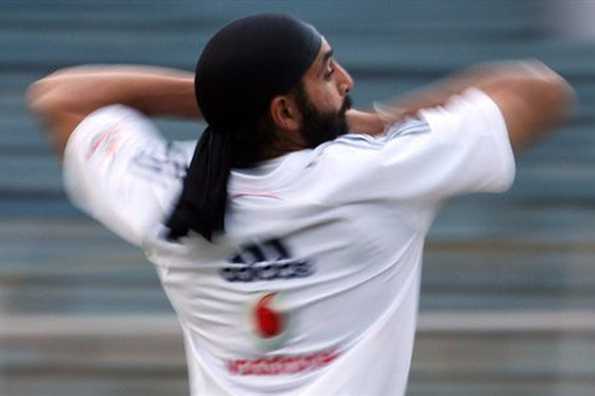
[[299, 94, 353, 149]]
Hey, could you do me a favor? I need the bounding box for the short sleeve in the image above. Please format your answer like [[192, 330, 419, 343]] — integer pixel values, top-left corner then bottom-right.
[[380, 88, 516, 201], [315, 88, 516, 219], [63, 105, 189, 246]]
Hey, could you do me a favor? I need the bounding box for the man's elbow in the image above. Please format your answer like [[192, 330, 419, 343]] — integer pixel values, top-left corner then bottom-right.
[[27, 76, 84, 159], [27, 76, 61, 120], [523, 63, 576, 126], [542, 73, 576, 126], [27, 80, 47, 115]]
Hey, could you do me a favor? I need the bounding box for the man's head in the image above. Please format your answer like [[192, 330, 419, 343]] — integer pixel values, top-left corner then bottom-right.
[[194, 14, 354, 161], [168, 14, 353, 241], [270, 37, 354, 150]]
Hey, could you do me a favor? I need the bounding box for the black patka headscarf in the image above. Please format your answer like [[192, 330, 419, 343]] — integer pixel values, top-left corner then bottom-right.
[[166, 14, 322, 242]]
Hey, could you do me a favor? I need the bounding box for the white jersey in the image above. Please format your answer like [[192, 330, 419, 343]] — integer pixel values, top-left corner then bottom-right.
[[63, 88, 515, 396]]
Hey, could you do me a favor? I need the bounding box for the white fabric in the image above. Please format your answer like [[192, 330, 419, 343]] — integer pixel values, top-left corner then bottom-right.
[[63, 88, 515, 396]]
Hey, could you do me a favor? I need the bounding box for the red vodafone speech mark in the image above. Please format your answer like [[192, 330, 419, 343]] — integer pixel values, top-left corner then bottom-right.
[[254, 293, 283, 338]]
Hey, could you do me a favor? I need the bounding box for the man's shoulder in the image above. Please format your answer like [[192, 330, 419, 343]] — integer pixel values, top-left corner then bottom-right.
[[318, 117, 431, 155], [383, 117, 431, 140]]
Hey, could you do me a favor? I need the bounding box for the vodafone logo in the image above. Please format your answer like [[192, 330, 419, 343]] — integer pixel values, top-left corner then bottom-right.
[[227, 349, 339, 376], [254, 293, 284, 338], [231, 293, 341, 376], [248, 292, 290, 351]]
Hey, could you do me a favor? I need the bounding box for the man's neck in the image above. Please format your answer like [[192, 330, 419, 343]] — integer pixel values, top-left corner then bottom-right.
[[261, 130, 309, 161]]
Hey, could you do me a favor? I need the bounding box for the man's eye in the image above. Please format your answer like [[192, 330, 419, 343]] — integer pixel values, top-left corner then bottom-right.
[[324, 64, 335, 80]]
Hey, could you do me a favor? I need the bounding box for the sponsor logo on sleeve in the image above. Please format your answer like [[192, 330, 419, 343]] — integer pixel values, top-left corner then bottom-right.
[[130, 144, 188, 182], [86, 127, 123, 160]]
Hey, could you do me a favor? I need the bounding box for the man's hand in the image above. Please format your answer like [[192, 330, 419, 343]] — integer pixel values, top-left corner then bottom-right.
[[27, 65, 201, 158]]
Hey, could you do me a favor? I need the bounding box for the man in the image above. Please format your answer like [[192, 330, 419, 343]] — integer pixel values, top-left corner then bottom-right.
[[28, 14, 572, 396]]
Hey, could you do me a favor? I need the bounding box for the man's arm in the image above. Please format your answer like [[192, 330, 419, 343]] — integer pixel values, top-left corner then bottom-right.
[[369, 61, 575, 153], [346, 109, 386, 135], [27, 65, 200, 158]]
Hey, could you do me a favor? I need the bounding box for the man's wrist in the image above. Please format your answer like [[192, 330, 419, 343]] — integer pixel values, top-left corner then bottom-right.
[[346, 109, 385, 135]]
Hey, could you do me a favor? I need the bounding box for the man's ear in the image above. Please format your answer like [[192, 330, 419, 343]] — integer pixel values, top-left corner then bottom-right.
[[270, 95, 300, 132]]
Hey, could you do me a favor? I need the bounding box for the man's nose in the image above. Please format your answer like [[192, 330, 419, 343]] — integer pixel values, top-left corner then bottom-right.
[[337, 64, 353, 95]]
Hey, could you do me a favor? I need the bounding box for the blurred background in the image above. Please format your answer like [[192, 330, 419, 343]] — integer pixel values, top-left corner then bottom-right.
[[2, 0, 595, 395]]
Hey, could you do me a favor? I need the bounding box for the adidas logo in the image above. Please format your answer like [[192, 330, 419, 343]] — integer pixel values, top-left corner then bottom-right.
[[220, 239, 314, 282]]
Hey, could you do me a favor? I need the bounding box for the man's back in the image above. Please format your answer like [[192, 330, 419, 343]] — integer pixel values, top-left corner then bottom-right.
[[150, 133, 427, 395], [60, 87, 515, 395]]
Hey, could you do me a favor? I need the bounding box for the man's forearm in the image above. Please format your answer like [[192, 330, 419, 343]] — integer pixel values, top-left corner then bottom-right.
[[347, 63, 528, 135], [28, 65, 201, 119], [348, 60, 572, 146], [374, 61, 568, 122], [372, 61, 573, 152]]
